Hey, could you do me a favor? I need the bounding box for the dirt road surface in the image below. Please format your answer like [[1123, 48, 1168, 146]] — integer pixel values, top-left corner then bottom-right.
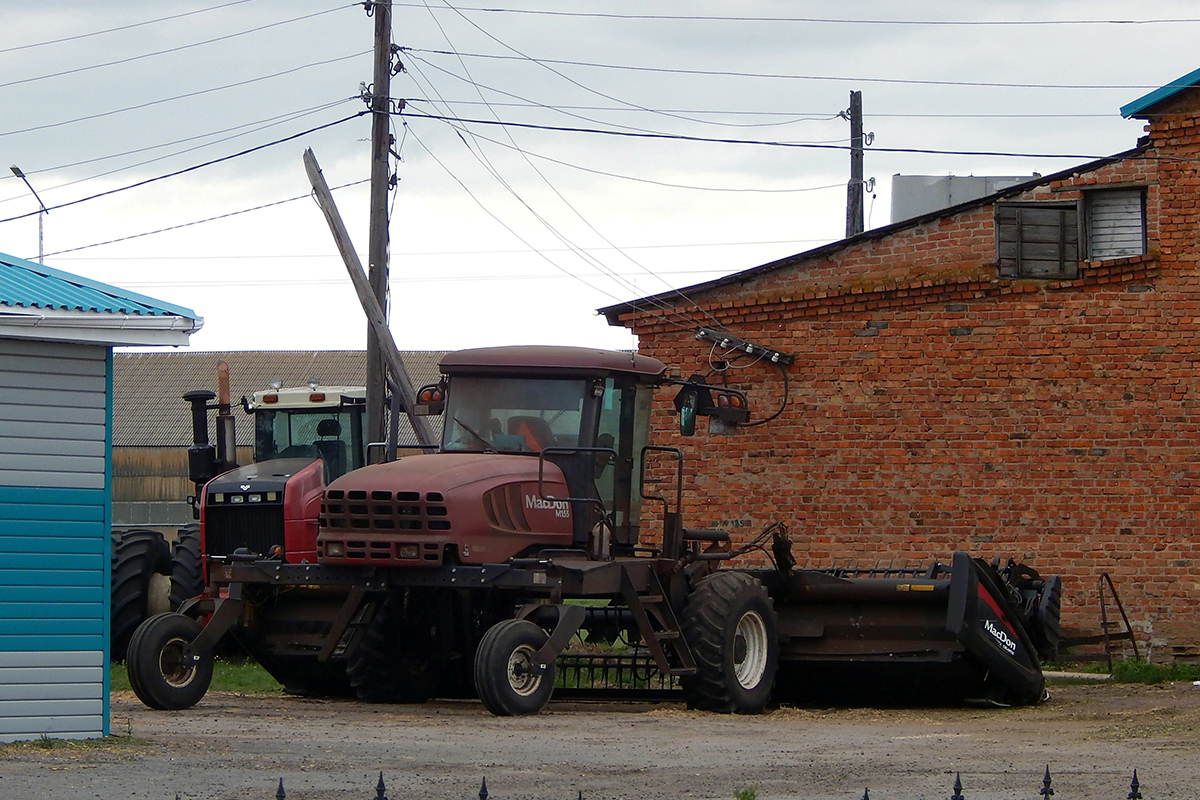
[[2, 681, 1199, 800]]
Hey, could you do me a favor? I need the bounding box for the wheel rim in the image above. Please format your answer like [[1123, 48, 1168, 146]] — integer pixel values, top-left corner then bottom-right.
[[732, 610, 769, 690], [147, 572, 172, 616], [158, 636, 197, 688], [505, 644, 542, 697]]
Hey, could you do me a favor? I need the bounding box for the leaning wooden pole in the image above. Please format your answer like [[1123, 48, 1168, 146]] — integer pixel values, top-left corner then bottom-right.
[[302, 147, 436, 448]]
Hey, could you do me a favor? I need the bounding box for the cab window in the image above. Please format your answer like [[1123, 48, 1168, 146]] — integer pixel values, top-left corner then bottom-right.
[[442, 377, 587, 453]]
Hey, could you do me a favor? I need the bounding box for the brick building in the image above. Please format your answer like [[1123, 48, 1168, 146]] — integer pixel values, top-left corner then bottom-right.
[[601, 69, 1200, 661]]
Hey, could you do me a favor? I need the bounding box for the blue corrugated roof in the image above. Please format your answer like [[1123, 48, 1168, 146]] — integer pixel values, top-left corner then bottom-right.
[[1121, 66, 1200, 118], [0, 251, 198, 319]]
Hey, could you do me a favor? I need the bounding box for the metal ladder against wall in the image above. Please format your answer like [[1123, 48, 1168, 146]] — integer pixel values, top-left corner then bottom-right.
[[1060, 572, 1141, 670]]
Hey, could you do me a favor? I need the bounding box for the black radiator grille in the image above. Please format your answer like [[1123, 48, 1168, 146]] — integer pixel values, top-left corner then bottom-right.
[[322, 489, 451, 533], [204, 503, 285, 557]]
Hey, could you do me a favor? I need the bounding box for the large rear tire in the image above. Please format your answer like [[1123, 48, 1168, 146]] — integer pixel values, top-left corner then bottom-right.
[[681, 570, 778, 713], [110, 529, 173, 662], [473, 619, 555, 716], [347, 594, 437, 703], [126, 612, 213, 710], [168, 525, 204, 610]]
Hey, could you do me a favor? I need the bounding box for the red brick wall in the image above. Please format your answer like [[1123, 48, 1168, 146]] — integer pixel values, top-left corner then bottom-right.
[[616, 90, 1200, 662]]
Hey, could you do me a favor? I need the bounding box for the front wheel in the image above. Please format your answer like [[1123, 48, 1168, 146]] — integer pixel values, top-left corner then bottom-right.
[[681, 571, 778, 713], [473, 619, 555, 716], [126, 613, 213, 710]]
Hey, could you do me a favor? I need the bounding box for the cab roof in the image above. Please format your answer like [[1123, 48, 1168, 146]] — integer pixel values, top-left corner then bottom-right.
[[440, 346, 667, 380]]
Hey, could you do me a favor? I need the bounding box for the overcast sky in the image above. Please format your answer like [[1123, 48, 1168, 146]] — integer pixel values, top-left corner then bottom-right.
[[1, 1, 1197, 355]]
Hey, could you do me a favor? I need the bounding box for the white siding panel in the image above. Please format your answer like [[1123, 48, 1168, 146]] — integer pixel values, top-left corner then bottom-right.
[[0, 715, 105, 741], [0, 652, 105, 742], [0, 650, 103, 668], [0, 339, 108, 491]]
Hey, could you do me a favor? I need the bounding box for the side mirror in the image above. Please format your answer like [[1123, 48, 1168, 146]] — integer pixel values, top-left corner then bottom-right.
[[413, 382, 446, 416], [673, 377, 750, 435], [676, 388, 699, 436]]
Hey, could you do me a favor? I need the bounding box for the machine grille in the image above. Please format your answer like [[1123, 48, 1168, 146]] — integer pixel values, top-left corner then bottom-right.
[[322, 489, 451, 532], [204, 503, 284, 557]]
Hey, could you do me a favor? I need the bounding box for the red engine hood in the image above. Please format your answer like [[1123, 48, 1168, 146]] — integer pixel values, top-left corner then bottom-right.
[[327, 452, 566, 494]]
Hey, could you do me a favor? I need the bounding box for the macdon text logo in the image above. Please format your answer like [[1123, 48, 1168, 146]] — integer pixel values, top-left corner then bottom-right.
[[524, 494, 570, 518], [984, 619, 1018, 656]]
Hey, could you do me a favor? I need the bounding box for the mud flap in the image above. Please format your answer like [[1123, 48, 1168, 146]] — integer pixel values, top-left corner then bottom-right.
[[946, 552, 1046, 705]]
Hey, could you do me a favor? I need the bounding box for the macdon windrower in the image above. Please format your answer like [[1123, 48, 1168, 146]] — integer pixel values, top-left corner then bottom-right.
[[124, 345, 1061, 715]]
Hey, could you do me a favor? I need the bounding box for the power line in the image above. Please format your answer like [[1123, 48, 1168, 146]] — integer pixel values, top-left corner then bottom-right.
[[0, 50, 371, 139], [426, 118, 846, 193], [42, 179, 369, 258], [402, 99, 1114, 120], [0, 4, 355, 90], [54, 237, 831, 261], [393, 6, 1200, 26], [0, 0, 259, 54], [404, 47, 1173, 91], [0, 112, 367, 224], [402, 110, 1109, 160]]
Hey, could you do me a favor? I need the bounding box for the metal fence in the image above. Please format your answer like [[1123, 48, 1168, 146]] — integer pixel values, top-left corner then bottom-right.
[[253, 767, 1148, 799]]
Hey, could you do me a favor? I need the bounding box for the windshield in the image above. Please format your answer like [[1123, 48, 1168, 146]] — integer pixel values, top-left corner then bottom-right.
[[254, 408, 364, 479], [442, 377, 587, 453]]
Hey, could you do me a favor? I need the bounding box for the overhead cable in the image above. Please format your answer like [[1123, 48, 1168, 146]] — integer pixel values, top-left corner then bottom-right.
[[401, 110, 1109, 160], [0, 112, 367, 224], [0, 4, 356, 90], [404, 48, 1175, 91]]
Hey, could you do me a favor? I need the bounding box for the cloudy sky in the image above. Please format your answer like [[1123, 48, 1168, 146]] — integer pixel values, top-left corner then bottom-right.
[[1, 1, 1197, 354]]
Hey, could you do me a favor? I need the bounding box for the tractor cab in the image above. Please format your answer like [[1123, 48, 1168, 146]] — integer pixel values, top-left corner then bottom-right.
[[245, 383, 367, 481], [415, 346, 749, 555]]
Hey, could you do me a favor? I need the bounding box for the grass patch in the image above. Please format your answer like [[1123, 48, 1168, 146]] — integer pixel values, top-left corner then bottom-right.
[[0, 732, 148, 753], [110, 658, 282, 695], [1109, 660, 1200, 684], [1045, 659, 1200, 684]]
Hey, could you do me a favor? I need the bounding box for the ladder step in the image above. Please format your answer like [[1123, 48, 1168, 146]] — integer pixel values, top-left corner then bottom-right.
[[669, 667, 697, 677], [639, 595, 665, 604], [654, 630, 681, 641]]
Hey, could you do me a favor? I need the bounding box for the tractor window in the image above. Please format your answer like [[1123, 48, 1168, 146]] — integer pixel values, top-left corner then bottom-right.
[[595, 378, 651, 535], [442, 377, 587, 453], [255, 409, 364, 479]]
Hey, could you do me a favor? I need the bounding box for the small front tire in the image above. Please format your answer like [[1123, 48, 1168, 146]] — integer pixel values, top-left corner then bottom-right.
[[473, 619, 554, 716], [126, 613, 213, 711], [681, 571, 778, 713]]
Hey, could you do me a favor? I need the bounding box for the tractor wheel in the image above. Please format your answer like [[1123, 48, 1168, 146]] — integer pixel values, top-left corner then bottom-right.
[[126, 612, 213, 711], [680, 570, 778, 713], [347, 594, 437, 703], [168, 525, 204, 610], [473, 619, 555, 716], [110, 529, 173, 662]]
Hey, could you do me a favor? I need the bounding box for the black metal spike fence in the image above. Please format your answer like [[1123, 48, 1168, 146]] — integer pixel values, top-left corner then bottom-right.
[[234, 767, 1151, 799]]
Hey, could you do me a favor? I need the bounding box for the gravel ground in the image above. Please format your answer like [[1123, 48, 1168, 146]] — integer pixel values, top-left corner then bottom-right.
[[2, 681, 1199, 800]]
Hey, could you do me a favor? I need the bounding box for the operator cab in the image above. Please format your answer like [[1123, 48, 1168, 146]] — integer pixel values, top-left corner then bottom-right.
[[246, 384, 367, 480], [426, 347, 665, 551]]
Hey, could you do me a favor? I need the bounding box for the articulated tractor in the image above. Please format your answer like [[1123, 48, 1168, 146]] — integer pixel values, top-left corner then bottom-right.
[[127, 346, 1061, 715]]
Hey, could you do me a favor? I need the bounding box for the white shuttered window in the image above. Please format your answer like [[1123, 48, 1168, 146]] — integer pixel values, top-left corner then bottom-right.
[[1086, 188, 1146, 260]]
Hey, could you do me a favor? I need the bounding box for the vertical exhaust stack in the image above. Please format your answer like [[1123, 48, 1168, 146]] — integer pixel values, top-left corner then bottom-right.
[[182, 361, 239, 517], [214, 361, 238, 475]]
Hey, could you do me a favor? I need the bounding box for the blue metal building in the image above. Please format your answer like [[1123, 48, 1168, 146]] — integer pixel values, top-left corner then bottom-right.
[[0, 251, 200, 742]]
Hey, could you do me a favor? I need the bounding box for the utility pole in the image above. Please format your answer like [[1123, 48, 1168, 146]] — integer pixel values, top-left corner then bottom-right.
[[845, 90, 864, 238], [365, 0, 394, 447]]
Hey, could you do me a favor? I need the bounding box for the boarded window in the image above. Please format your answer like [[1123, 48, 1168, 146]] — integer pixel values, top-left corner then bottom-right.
[[996, 202, 1080, 280], [1086, 188, 1146, 259]]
